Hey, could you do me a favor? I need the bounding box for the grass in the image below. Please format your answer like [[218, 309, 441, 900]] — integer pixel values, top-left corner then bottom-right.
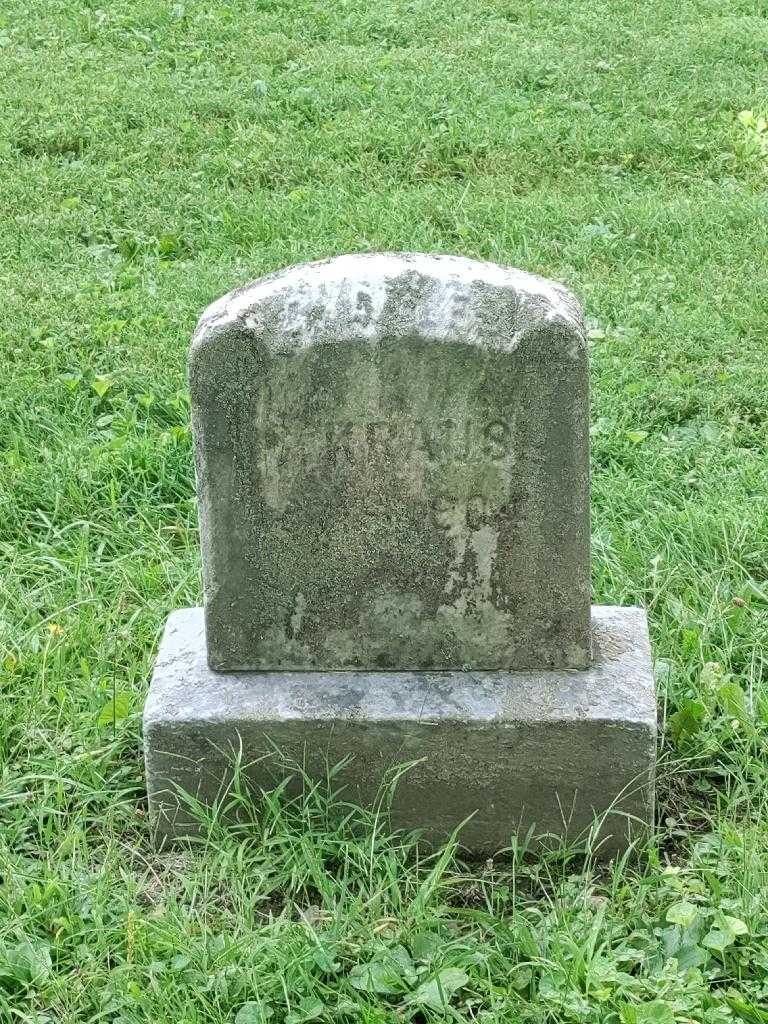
[[1, 0, 768, 1020]]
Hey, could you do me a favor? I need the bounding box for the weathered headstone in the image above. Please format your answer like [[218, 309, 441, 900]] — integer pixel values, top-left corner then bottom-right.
[[144, 253, 656, 855], [191, 253, 590, 671]]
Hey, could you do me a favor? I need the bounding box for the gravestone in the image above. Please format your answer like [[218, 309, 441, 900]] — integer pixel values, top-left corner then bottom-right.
[[190, 253, 590, 671], [144, 253, 656, 856]]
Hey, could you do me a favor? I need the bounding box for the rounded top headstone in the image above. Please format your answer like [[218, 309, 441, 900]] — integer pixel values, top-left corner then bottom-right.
[[189, 252, 590, 673]]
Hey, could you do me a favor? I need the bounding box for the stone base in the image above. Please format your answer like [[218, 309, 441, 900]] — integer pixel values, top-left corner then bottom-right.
[[143, 606, 656, 857]]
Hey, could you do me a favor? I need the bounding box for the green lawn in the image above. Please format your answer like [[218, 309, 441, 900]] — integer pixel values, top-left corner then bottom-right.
[[2, 0, 768, 1020]]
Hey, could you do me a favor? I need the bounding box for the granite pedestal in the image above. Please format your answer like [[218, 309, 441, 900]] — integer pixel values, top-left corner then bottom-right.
[[144, 605, 656, 857]]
